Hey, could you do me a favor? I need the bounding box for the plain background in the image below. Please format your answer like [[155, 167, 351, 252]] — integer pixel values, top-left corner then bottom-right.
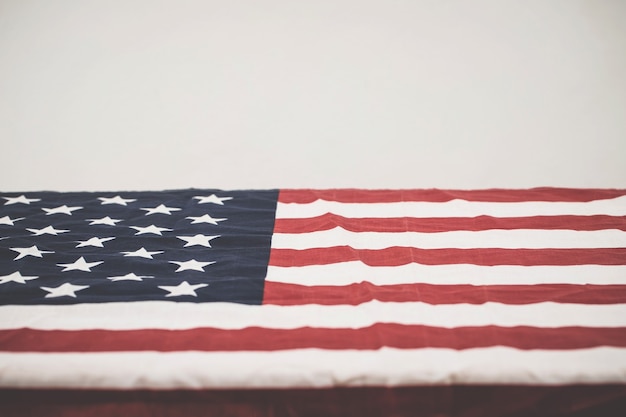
[[0, 0, 624, 192]]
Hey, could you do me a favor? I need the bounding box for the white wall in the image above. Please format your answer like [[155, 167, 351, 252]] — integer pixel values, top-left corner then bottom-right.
[[1, 0, 625, 191]]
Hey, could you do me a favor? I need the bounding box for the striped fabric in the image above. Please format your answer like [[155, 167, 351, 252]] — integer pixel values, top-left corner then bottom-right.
[[0, 188, 625, 391]]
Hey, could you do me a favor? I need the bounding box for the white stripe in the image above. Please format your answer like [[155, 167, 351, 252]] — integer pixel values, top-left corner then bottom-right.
[[1, 301, 625, 331], [1, 347, 624, 389], [271, 229, 626, 250], [276, 196, 626, 219], [266, 263, 626, 286]]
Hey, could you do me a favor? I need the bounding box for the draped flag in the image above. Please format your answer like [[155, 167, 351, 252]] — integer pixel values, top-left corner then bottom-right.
[[1, 188, 626, 414]]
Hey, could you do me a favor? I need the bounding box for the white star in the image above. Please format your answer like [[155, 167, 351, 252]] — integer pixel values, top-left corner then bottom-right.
[[41, 283, 89, 298], [10, 245, 54, 260], [169, 259, 215, 272], [0, 271, 39, 285], [129, 225, 172, 235], [159, 281, 208, 297], [86, 216, 122, 226], [108, 273, 154, 282], [75, 237, 116, 248], [141, 204, 181, 215], [98, 195, 137, 206], [27, 225, 70, 236], [177, 234, 220, 248], [186, 214, 226, 225], [121, 247, 163, 259], [42, 205, 83, 215], [3, 195, 41, 205], [193, 194, 233, 205], [57, 256, 103, 272], [0, 216, 24, 226]]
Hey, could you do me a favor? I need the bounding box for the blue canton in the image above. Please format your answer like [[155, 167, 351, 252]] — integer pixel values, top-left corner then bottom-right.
[[0, 189, 278, 305]]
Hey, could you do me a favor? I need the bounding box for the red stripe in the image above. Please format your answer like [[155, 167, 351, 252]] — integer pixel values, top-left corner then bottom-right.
[[273, 214, 626, 233], [1, 325, 625, 352], [262, 282, 626, 306], [268, 247, 626, 267], [278, 188, 626, 204]]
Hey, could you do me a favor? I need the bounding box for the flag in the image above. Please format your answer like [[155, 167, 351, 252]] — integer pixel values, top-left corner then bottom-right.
[[1, 188, 625, 415]]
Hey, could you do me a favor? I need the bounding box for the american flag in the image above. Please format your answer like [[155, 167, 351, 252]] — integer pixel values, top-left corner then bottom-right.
[[1, 188, 625, 395]]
